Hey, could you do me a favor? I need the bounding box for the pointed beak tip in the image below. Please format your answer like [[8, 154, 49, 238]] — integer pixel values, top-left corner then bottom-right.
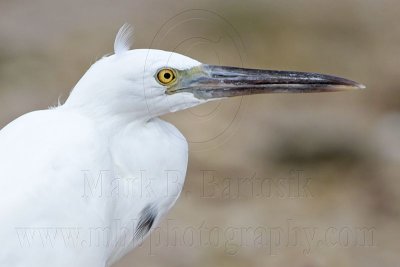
[[346, 82, 366, 91], [357, 83, 367, 90], [334, 78, 366, 91], [335, 84, 365, 92]]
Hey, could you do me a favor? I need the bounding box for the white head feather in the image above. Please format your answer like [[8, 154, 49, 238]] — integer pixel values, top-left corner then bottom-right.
[[64, 24, 203, 122], [114, 23, 134, 55]]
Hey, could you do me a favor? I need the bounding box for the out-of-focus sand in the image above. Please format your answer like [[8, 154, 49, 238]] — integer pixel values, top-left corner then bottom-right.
[[1, 1, 399, 266]]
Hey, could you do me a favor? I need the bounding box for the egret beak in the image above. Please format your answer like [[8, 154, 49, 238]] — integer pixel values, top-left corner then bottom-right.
[[168, 65, 365, 99]]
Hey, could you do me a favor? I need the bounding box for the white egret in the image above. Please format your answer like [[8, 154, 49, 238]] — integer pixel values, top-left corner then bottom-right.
[[0, 24, 364, 266]]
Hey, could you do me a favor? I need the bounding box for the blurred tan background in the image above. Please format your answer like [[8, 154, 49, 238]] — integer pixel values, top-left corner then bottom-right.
[[1, 0, 399, 266]]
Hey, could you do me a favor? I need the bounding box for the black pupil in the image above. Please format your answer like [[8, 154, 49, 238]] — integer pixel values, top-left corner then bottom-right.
[[164, 72, 171, 80]]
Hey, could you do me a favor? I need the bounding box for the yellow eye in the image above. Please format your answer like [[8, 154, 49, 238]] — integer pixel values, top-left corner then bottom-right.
[[157, 68, 176, 85]]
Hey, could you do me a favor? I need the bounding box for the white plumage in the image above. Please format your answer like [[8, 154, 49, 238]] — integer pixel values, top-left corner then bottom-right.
[[0, 25, 200, 266]]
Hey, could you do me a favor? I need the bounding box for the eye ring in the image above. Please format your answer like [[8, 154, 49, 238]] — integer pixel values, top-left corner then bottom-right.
[[156, 68, 176, 85]]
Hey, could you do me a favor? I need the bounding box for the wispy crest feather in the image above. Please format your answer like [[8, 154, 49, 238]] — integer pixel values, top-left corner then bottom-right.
[[114, 23, 134, 55]]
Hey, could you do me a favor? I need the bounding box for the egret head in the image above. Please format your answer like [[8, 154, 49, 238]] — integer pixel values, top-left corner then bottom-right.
[[65, 24, 364, 121]]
